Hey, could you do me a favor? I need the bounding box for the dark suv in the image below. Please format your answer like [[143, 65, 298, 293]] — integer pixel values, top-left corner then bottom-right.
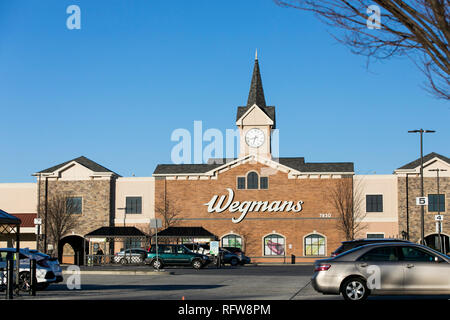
[[145, 244, 211, 269], [331, 238, 411, 257]]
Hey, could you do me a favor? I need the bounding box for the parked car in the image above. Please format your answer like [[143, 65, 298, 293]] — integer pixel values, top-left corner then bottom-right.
[[220, 248, 251, 266], [145, 244, 211, 269], [0, 248, 57, 291], [331, 238, 411, 257], [28, 249, 63, 284], [114, 248, 148, 264], [312, 242, 450, 301], [222, 247, 251, 265]]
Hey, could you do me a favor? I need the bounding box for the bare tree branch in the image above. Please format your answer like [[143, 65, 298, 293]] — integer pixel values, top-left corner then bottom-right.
[[329, 178, 366, 240], [155, 198, 181, 229], [273, 0, 450, 99], [40, 193, 81, 256]]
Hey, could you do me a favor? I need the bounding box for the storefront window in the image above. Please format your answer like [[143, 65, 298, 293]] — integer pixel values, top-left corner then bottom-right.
[[221, 234, 242, 249], [260, 177, 268, 189], [247, 172, 259, 189], [237, 177, 246, 190], [304, 234, 326, 256], [264, 234, 285, 256], [66, 197, 82, 214], [126, 196, 142, 214], [428, 194, 445, 212]]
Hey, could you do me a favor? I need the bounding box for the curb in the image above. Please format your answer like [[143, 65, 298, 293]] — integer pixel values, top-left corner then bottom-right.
[[62, 270, 173, 276]]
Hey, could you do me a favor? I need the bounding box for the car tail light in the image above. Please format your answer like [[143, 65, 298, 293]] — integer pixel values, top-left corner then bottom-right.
[[314, 264, 331, 271], [37, 259, 50, 268]]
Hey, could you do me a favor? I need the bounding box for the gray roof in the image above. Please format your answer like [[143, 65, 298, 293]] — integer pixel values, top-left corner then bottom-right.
[[153, 157, 354, 175], [36, 156, 120, 176], [397, 152, 449, 170], [247, 58, 266, 108], [85, 226, 146, 237], [153, 226, 217, 238]]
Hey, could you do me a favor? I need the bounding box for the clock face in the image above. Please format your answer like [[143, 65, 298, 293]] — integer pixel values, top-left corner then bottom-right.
[[245, 128, 265, 148]]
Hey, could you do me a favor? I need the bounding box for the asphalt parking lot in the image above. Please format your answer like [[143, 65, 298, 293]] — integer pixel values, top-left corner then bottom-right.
[[10, 265, 450, 300]]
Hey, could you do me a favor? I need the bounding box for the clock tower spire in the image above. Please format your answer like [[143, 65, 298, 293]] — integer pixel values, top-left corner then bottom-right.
[[236, 53, 275, 159], [247, 50, 266, 108]]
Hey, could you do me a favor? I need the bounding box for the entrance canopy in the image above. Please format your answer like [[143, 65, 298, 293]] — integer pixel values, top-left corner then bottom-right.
[[84, 227, 150, 265], [0, 209, 21, 227], [0, 209, 21, 238], [85, 226, 148, 239], [152, 226, 217, 244]]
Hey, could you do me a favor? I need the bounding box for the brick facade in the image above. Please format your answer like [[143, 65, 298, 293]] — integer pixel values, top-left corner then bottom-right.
[[155, 162, 350, 262]]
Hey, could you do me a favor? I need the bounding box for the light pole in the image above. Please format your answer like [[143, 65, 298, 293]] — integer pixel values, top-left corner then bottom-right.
[[429, 168, 446, 253], [408, 129, 435, 244]]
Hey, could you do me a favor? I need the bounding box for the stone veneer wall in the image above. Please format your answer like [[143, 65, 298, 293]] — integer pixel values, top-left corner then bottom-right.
[[398, 176, 449, 242], [38, 179, 114, 237]]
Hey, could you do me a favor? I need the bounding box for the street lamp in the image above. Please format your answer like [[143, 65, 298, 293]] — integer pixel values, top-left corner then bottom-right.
[[429, 168, 447, 253], [408, 129, 435, 244]]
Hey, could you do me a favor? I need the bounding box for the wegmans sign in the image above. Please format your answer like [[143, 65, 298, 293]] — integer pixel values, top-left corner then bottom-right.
[[204, 188, 304, 223]]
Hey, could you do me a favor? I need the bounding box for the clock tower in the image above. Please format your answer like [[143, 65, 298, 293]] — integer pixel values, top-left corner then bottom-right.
[[236, 52, 276, 159]]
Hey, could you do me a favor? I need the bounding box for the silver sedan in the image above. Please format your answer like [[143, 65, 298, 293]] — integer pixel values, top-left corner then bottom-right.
[[311, 242, 450, 301]]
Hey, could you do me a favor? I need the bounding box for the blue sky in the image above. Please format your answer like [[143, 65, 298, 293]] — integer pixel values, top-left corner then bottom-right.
[[0, 0, 448, 182]]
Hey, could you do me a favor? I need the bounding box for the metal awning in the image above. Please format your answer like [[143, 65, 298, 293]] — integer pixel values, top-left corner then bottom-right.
[[151, 226, 217, 242], [0, 209, 21, 226], [85, 226, 148, 238]]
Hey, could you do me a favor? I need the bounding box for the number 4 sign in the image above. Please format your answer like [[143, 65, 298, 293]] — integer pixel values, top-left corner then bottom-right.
[[416, 197, 428, 206]]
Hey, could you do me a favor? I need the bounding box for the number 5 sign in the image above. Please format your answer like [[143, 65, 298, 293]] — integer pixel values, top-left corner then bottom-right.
[[416, 197, 428, 206]]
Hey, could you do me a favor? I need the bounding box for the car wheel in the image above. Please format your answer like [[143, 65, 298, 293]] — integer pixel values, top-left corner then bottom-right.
[[192, 259, 202, 270], [120, 258, 128, 265], [341, 278, 369, 301], [152, 259, 163, 270], [230, 257, 239, 266], [18, 272, 31, 292]]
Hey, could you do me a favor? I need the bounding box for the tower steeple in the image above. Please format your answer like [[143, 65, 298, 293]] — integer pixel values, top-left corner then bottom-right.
[[246, 51, 266, 108]]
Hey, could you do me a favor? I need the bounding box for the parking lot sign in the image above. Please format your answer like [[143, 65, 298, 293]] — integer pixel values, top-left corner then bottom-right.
[[150, 219, 162, 228], [416, 197, 428, 206]]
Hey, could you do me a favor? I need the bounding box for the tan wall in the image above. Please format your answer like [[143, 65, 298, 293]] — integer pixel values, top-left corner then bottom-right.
[[237, 105, 273, 159], [155, 162, 350, 262], [115, 177, 155, 230], [354, 175, 399, 238], [0, 183, 37, 213]]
